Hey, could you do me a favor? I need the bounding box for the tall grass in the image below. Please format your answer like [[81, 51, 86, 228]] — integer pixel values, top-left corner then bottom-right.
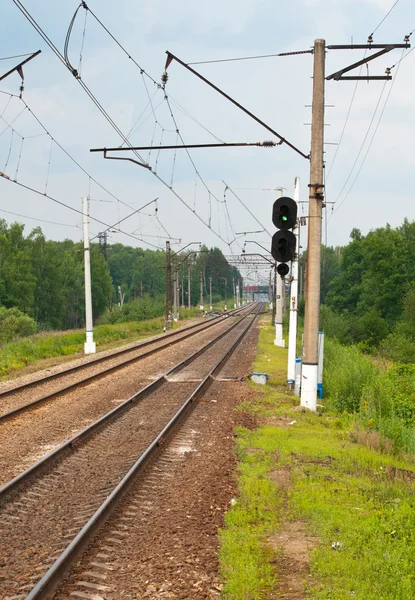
[[324, 339, 415, 453], [324, 338, 377, 413], [0, 308, 200, 379]]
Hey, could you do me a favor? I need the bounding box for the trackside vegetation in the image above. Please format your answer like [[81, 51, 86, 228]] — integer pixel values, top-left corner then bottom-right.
[[220, 321, 415, 599], [0, 220, 241, 332], [0, 306, 200, 379]]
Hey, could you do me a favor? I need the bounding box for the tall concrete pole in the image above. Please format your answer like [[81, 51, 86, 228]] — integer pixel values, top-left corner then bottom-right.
[[187, 262, 191, 309], [82, 196, 96, 354], [287, 176, 300, 388], [165, 241, 172, 331], [301, 39, 325, 411], [209, 276, 213, 310], [199, 270, 204, 310], [274, 187, 285, 347], [233, 278, 237, 308]]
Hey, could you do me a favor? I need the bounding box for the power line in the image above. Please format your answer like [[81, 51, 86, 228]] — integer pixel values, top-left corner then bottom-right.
[[0, 52, 36, 61], [370, 0, 401, 37], [0, 207, 80, 228], [223, 181, 272, 238], [333, 51, 405, 215], [19, 96, 138, 212], [187, 49, 313, 65], [326, 52, 366, 181], [0, 176, 162, 249], [11, 0, 273, 248], [332, 82, 387, 205]]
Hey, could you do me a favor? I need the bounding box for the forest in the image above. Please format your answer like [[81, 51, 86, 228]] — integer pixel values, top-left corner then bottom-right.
[[319, 219, 415, 362], [0, 220, 242, 341]]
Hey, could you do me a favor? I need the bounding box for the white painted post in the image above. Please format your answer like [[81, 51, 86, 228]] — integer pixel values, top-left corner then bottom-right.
[[294, 358, 302, 397], [287, 177, 300, 387], [317, 331, 324, 399], [82, 196, 96, 354]]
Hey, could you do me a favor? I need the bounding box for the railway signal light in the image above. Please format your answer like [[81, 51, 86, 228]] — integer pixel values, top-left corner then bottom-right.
[[272, 196, 297, 230], [271, 230, 296, 264], [271, 196, 297, 269]]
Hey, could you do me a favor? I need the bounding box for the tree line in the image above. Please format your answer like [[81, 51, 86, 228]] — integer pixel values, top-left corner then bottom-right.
[[0, 220, 242, 334], [319, 220, 415, 361]]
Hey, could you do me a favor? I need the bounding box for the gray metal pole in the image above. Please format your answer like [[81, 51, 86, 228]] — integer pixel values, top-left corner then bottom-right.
[[82, 196, 96, 354], [209, 276, 212, 310], [301, 39, 325, 411]]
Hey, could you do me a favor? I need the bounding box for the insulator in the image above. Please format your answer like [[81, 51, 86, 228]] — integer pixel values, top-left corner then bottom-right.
[[161, 71, 168, 84], [261, 140, 276, 147], [385, 67, 391, 75], [367, 35, 373, 44], [404, 35, 410, 43]]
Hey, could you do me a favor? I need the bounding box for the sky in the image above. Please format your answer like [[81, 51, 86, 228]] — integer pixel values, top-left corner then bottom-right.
[[0, 0, 414, 285]]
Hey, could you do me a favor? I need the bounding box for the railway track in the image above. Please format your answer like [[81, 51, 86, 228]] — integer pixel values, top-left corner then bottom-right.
[[0, 303, 261, 600], [0, 305, 249, 423]]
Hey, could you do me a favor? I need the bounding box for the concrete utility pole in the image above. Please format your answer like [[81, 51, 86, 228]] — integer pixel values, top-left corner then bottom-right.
[[209, 276, 213, 310], [274, 187, 285, 347], [82, 196, 96, 354], [187, 262, 191, 309], [199, 270, 204, 311], [287, 176, 300, 388], [165, 241, 172, 331], [173, 258, 178, 322], [233, 279, 237, 308], [301, 38, 325, 411]]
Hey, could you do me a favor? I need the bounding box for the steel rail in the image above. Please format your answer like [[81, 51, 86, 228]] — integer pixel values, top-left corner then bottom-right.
[[0, 305, 257, 504], [24, 303, 262, 600], [0, 305, 249, 423]]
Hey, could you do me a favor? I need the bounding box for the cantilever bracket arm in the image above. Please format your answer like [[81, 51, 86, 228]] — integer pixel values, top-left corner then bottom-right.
[[0, 50, 41, 82], [326, 43, 410, 81], [103, 150, 151, 170], [164, 51, 310, 161]]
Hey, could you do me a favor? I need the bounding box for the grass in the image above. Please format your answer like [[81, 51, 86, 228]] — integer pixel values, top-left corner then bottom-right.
[[219, 318, 415, 599], [0, 308, 201, 379]]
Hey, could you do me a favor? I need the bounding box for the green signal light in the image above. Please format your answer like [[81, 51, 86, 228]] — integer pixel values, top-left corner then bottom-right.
[[281, 215, 288, 222]]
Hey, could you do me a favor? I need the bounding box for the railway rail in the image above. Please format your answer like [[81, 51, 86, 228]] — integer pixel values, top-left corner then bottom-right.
[[0, 303, 262, 600], [0, 304, 250, 423]]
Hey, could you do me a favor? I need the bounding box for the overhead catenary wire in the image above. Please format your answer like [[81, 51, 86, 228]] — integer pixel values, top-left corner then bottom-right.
[[11, 0, 229, 245], [0, 177, 162, 249], [333, 50, 405, 215], [187, 49, 313, 65], [326, 52, 367, 181], [369, 0, 401, 37], [0, 52, 37, 61], [332, 81, 387, 206], [0, 206, 80, 228], [222, 181, 273, 238], [11, 0, 274, 248]]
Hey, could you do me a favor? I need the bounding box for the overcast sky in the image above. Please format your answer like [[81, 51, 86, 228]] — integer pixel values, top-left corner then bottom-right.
[[0, 0, 414, 284]]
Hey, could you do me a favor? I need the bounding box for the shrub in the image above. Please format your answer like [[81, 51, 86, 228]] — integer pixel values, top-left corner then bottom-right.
[[379, 328, 415, 364], [0, 306, 38, 343], [361, 364, 415, 452], [324, 338, 377, 413]]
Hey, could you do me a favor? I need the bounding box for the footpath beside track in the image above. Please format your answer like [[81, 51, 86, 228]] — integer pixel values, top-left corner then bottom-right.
[[0, 303, 262, 600]]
